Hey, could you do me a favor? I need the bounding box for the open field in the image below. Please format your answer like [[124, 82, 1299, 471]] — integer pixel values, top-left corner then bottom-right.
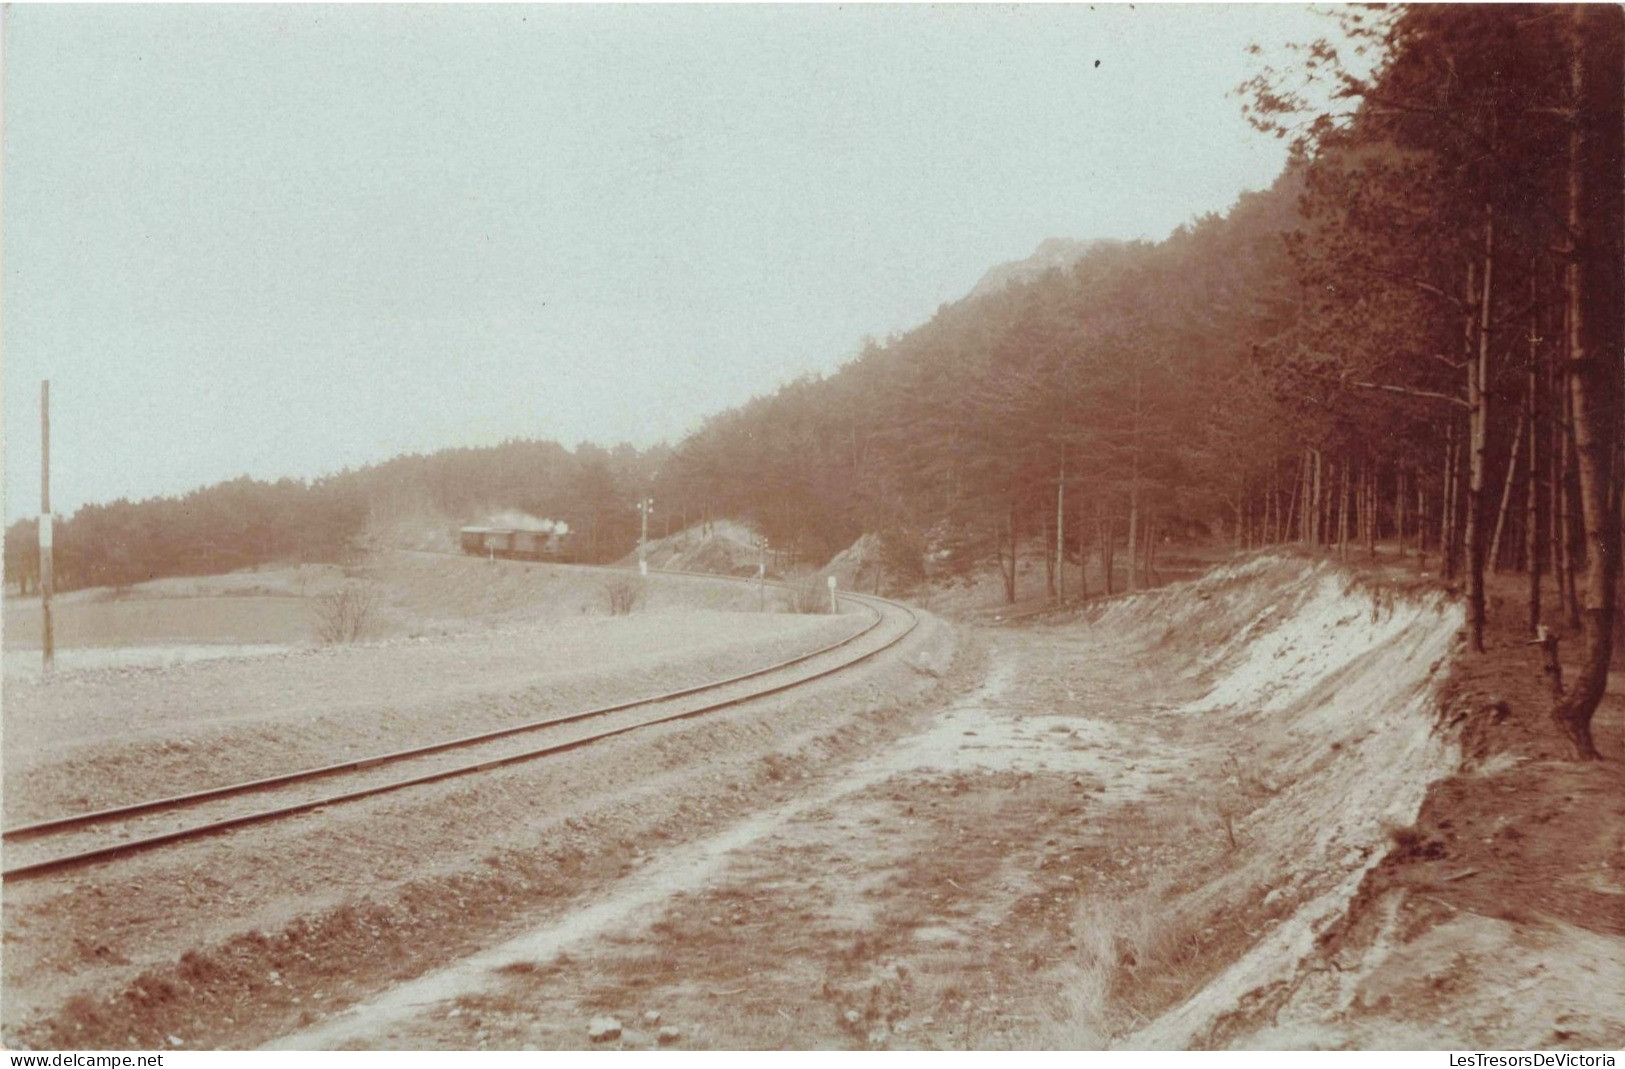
[[5, 595, 312, 649], [1, 553, 780, 679]]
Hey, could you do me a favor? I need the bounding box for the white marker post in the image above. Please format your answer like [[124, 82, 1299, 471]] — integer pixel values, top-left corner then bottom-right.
[[637, 497, 653, 577], [827, 574, 838, 613]]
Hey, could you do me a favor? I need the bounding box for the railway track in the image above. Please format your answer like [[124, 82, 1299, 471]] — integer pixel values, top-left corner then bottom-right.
[[2, 568, 919, 882]]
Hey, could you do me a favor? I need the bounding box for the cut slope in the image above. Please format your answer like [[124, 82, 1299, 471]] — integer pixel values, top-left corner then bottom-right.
[[1052, 556, 1468, 1047], [1072, 554, 1621, 1051], [622, 521, 763, 576]]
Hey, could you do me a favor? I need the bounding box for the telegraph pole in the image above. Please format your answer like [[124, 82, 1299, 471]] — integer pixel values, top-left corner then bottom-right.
[[637, 497, 653, 576], [41, 380, 55, 673]]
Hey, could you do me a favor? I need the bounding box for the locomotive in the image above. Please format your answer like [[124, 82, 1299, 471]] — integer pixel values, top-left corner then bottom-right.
[[458, 526, 573, 562]]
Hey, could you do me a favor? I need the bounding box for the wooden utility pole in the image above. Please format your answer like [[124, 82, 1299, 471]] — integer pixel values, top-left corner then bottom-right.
[[637, 497, 653, 576], [41, 380, 55, 672]]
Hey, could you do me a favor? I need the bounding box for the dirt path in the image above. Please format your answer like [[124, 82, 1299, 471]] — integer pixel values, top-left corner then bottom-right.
[[268, 635, 1181, 1048], [267, 558, 1472, 1050], [266, 627, 1165, 1048]]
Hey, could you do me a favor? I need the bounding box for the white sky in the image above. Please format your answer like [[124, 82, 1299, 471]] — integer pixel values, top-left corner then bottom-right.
[[2, 4, 1343, 522]]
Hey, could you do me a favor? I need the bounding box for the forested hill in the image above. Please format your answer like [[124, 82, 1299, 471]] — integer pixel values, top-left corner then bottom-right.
[[4, 438, 668, 592], [966, 237, 1124, 301], [655, 170, 1303, 578], [655, 6, 1622, 757]]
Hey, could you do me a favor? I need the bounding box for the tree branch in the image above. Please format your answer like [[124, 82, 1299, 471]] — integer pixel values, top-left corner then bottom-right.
[[1487, 296, 1545, 331], [1350, 381, 1472, 409], [1358, 265, 1466, 309]]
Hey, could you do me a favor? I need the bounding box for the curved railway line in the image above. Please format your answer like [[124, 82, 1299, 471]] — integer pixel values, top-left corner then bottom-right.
[[2, 567, 920, 882]]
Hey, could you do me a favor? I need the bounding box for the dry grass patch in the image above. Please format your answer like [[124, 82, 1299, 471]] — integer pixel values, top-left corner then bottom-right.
[[603, 576, 645, 616], [312, 579, 380, 644]]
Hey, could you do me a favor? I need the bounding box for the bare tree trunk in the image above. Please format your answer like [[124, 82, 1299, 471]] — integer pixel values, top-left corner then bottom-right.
[[1363, 466, 1371, 550], [1098, 504, 1115, 597], [1077, 493, 1089, 601], [1263, 468, 1273, 545], [1527, 275, 1545, 633], [1442, 425, 1459, 578], [1362, 464, 1370, 551], [1055, 457, 1066, 603], [1396, 469, 1408, 558], [1557, 368, 1582, 628], [996, 520, 1008, 602], [1357, 466, 1366, 552], [1337, 459, 1351, 558], [1353, 464, 1362, 553], [1143, 511, 1159, 587], [1489, 408, 1525, 574], [1126, 477, 1140, 594], [1464, 216, 1494, 655], [1303, 450, 1313, 544], [1551, 13, 1616, 760], [1366, 465, 1378, 558], [994, 503, 1007, 604], [1553, 356, 1570, 619], [1043, 512, 1056, 600], [1268, 463, 1280, 544], [1288, 450, 1305, 543], [1312, 448, 1324, 546], [1418, 486, 1428, 565]]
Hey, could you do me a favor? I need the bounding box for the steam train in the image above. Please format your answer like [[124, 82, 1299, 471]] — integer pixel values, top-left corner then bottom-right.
[[458, 526, 574, 562]]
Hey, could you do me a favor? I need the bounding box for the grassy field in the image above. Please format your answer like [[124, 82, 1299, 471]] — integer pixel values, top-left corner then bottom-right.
[[0, 551, 820, 682], [4, 595, 312, 649]]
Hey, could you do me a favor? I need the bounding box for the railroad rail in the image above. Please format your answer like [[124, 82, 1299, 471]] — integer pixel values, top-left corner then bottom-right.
[[1, 567, 918, 882]]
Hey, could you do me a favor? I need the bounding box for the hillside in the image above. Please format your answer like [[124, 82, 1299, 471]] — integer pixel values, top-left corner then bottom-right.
[[5, 439, 669, 595], [966, 237, 1122, 300]]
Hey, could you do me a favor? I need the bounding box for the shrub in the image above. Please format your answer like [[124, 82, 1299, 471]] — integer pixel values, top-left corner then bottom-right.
[[313, 579, 379, 644], [604, 575, 645, 615], [782, 577, 833, 614], [877, 525, 928, 589]]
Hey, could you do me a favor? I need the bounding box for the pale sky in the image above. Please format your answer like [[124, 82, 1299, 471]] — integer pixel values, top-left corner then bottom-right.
[[2, 4, 1342, 522]]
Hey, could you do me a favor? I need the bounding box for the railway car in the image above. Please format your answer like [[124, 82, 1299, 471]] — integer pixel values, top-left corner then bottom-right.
[[458, 526, 572, 562]]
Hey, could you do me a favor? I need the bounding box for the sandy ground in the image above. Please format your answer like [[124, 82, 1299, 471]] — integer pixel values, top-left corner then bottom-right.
[[1216, 567, 1625, 1050], [261, 557, 1494, 1050], [0, 560, 958, 1049], [6, 551, 1619, 1050], [263, 555, 1621, 1052]]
